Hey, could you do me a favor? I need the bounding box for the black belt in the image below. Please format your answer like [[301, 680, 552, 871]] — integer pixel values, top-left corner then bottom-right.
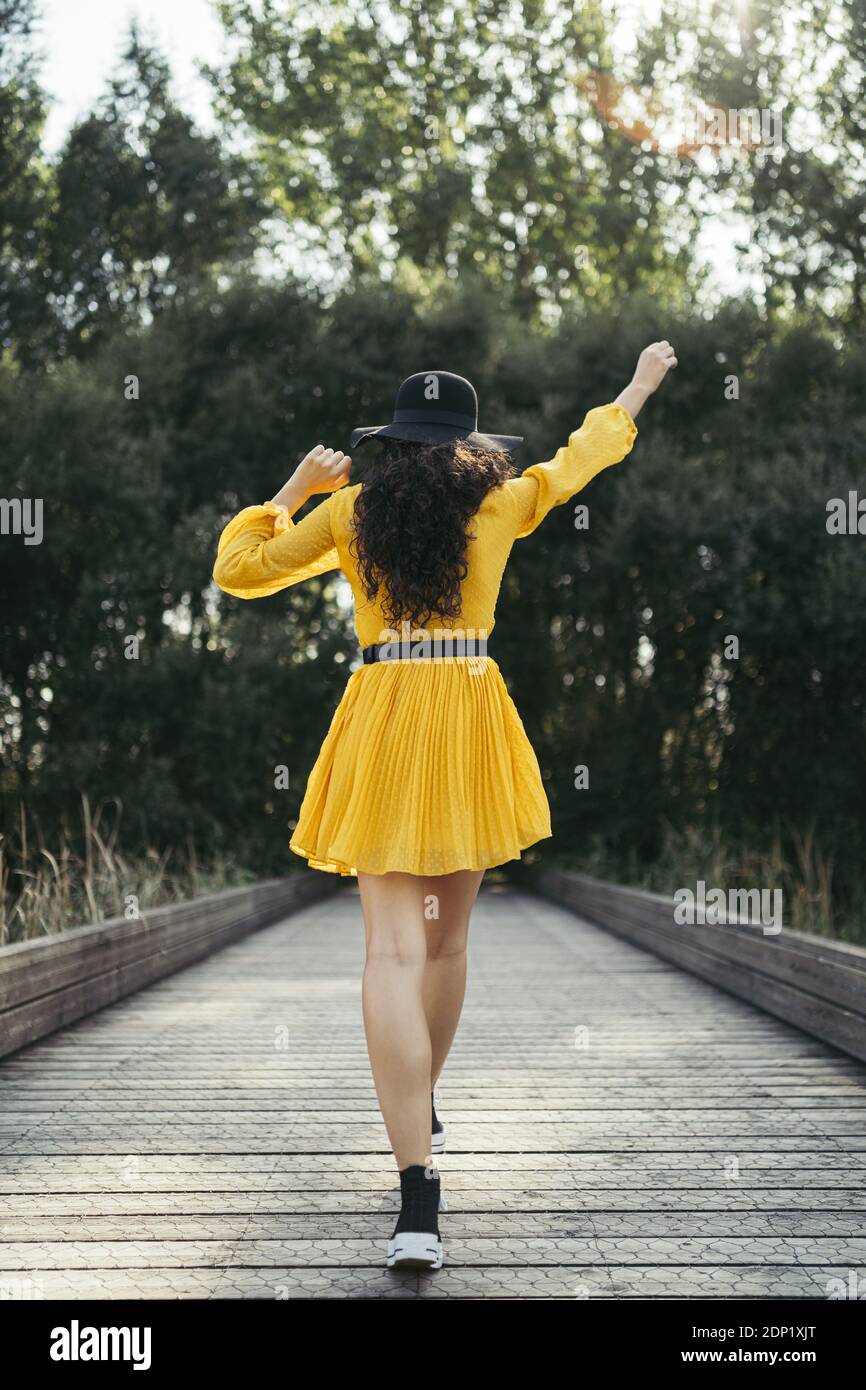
[[362, 636, 488, 664]]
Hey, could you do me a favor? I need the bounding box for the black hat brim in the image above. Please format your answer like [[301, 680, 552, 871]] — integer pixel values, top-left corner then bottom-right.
[[350, 421, 523, 453]]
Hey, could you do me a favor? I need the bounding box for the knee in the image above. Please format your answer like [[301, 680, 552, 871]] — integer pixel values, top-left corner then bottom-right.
[[426, 926, 469, 962], [365, 931, 427, 970]]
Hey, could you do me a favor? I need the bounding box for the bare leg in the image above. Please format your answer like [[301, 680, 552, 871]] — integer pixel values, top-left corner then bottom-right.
[[357, 868, 484, 1169], [421, 869, 484, 1087], [358, 871, 431, 1170]]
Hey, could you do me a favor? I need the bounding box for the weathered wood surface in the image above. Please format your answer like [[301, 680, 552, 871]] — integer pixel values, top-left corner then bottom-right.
[[0, 876, 336, 1061], [1, 886, 864, 1300], [536, 869, 866, 1064]]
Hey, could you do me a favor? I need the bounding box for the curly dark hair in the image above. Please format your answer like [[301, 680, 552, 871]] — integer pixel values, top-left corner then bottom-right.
[[349, 437, 517, 629]]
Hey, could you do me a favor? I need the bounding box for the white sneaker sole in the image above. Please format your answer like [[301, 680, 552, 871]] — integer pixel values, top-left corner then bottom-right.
[[431, 1125, 446, 1154], [387, 1233, 444, 1270]]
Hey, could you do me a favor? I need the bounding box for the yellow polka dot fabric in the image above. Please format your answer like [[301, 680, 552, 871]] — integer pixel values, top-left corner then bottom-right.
[[213, 403, 637, 875]]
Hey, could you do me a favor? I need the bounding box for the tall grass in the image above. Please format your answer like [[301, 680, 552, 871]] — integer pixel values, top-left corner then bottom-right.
[[571, 821, 863, 944], [0, 797, 256, 946]]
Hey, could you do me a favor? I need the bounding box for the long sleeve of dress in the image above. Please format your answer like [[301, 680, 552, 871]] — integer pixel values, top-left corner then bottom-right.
[[213, 497, 341, 599], [507, 403, 637, 539]]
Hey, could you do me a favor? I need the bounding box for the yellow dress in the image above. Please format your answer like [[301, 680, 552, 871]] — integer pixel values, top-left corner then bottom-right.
[[213, 403, 637, 876]]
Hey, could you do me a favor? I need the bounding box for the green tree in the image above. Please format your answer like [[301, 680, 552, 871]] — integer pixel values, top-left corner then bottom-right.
[[41, 29, 264, 359], [0, 274, 360, 868], [0, 0, 50, 361], [626, 0, 866, 322], [210, 0, 694, 314]]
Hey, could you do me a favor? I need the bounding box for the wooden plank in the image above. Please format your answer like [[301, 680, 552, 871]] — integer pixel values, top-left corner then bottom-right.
[[1, 886, 865, 1300]]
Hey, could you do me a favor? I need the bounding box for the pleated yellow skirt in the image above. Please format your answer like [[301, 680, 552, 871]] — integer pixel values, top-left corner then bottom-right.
[[290, 657, 551, 876]]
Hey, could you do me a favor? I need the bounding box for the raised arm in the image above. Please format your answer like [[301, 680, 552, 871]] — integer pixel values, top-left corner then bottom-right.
[[213, 445, 352, 599], [614, 340, 678, 419], [508, 340, 677, 539]]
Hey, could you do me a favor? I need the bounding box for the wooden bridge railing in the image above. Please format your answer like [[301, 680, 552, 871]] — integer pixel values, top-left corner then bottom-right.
[[5, 864, 864, 1068], [535, 868, 866, 1064], [0, 875, 338, 1060]]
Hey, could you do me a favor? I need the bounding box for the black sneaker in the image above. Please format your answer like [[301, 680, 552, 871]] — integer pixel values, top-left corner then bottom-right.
[[431, 1089, 446, 1155], [386, 1164, 444, 1270]]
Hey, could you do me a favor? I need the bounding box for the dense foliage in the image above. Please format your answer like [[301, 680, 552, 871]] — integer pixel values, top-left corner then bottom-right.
[[1, 1, 864, 935]]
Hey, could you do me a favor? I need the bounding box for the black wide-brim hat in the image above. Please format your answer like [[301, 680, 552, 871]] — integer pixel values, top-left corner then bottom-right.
[[350, 370, 523, 453]]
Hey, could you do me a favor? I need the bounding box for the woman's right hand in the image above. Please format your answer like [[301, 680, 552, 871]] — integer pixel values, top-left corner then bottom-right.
[[270, 445, 352, 515], [295, 445, 353, 496], [633, 341, 678, 394]]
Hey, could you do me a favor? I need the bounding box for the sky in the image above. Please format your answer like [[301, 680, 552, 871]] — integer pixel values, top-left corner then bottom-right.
[[39, 0, 224, 152]]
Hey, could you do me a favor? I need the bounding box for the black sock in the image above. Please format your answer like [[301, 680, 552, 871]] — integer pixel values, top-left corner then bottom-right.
[[431, 1091, 441, 1130], [393, 1164, 440, 1236]]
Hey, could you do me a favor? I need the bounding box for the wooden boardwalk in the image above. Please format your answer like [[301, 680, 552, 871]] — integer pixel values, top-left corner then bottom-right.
[[1, 885, 865, 1300]]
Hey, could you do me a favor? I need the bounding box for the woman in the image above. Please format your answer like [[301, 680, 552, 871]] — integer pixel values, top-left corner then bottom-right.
[[213, 341, 676, 1271]]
